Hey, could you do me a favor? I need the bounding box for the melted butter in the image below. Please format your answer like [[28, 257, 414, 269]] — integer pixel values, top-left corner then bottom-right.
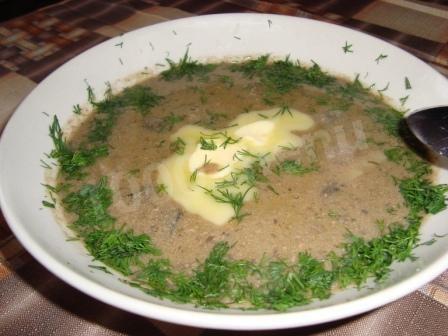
[[157, 108, 314, 225]]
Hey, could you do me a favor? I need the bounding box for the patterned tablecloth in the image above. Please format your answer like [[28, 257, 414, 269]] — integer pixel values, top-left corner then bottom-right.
[[1, 1, 448, 335]]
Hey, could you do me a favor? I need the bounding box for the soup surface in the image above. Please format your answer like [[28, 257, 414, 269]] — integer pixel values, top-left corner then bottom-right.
[[46, 55, 446, 309]]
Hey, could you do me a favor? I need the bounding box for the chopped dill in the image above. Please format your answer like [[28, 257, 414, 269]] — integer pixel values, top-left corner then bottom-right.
[[89, 264, 112, 274], [190, 169, 198, 183], [62, 176, 115, 230], [232, 55, 334, 104], [274, 160, 318, 176], [49, 116, 108, 179], [267, 184, 279, 195], [399, 95, 409, 106], [155, 183, 167, 195], [169, 137, 186, 155], [199, 137, 217, 150], [219, 134, 240, 149], [399, 178, 448, 214], [201, 111, 227, 127], [84, 228, 160, 276], [202, 186, 252, 222], [327, 210, 340, 219], [384, 146, 430, 177], [337, 74, 370, 100], [121, 85, 163, 116], [273, 105, 292, 117], [87, 84, 163, 142], [40, 159, 51, 169], [239, 160, 269, 187], [405, 77, 412, 90], [278, 143, 298, 151], [161, 50, 216, 81], [377, 82, 390, 93], [157, 113, 185, 132], [364, 106, 402, 137], [230, 54, 269, 78], [42, 200, 55, 208], [233, 149, 269, 162], [73, 104, 81, 115], [375, 54, 388, 64], [217, 75, 234, 88], [342, 41, 353, 54]]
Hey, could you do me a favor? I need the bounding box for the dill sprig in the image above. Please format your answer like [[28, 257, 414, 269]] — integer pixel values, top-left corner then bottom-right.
[[169, 137, 186, 155], [405, 77, 412, 90], [155, 183, 167, 194], [137, 259, 173, 293], [156, 113, 185, 132], [121, 85, 163, 116], [384, 147, 430, 177], [231, 55, 334, 100], [273, 105, 292, 117], [202, 186, 252, 222], [161, 51, 216, 81], [273, 160, 318, 176], [199, 136, 217, 150], [62, 176, 115, 230], [364, 106, 403, 137], [88, 84, 162, 142], [238, 160, 269, 187], [85, 228, 160, 276], [337, 74, 370, 101], [399, 178, 448, 214], [49, 116, 108, 179], [342, 41, 353, 54]]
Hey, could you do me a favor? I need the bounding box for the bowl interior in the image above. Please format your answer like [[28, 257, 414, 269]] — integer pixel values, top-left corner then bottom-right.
[[1, 14, 448, 330]]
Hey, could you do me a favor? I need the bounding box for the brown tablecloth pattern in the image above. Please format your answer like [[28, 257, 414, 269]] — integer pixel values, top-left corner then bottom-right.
[[1, 1, 448, 335]]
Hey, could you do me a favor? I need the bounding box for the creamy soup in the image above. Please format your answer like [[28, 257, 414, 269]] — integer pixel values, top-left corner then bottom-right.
[[45, 55, 446, 309]]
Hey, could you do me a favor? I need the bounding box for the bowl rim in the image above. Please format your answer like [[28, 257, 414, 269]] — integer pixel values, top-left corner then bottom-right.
[[1, 12, 448, 330]]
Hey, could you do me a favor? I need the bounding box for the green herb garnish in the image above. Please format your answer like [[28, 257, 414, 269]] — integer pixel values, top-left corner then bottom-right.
[[399, 178, 448, 214], [49, 116, 108, 179], [62, 177, 115, 229], [375, 54, 388, 64], [273, 105, 292, 117], [364, 106, 402, 137], [161, 51, 216, 81], [85, 228, 160, 275], [199, 137, 217, 150], [73, 104, 81, 115], [274, 160, 317, 176], [42, 200, 55, 208], [405, 77, 412, 90], [169, 137, 186, 155], [121, 85, 163, 116], [342, 41, 353, 54], [202, 186, 252, 222], [155, 183, 167, 194], [157, 113, 185, 132]]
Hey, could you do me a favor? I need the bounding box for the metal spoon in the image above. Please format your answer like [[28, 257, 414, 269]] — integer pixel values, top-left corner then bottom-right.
[[406, 106, 448, 157]]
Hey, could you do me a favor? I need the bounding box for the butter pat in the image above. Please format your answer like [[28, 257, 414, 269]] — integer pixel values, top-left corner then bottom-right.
[[235, 120, 275, 145], [157, 107, 314, 225]]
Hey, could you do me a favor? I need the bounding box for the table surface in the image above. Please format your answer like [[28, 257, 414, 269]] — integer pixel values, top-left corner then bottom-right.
[[1, 1, 448, 335]]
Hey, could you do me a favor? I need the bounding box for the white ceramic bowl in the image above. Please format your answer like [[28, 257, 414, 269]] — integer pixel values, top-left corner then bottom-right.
[[1, 14, 448, 330]]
